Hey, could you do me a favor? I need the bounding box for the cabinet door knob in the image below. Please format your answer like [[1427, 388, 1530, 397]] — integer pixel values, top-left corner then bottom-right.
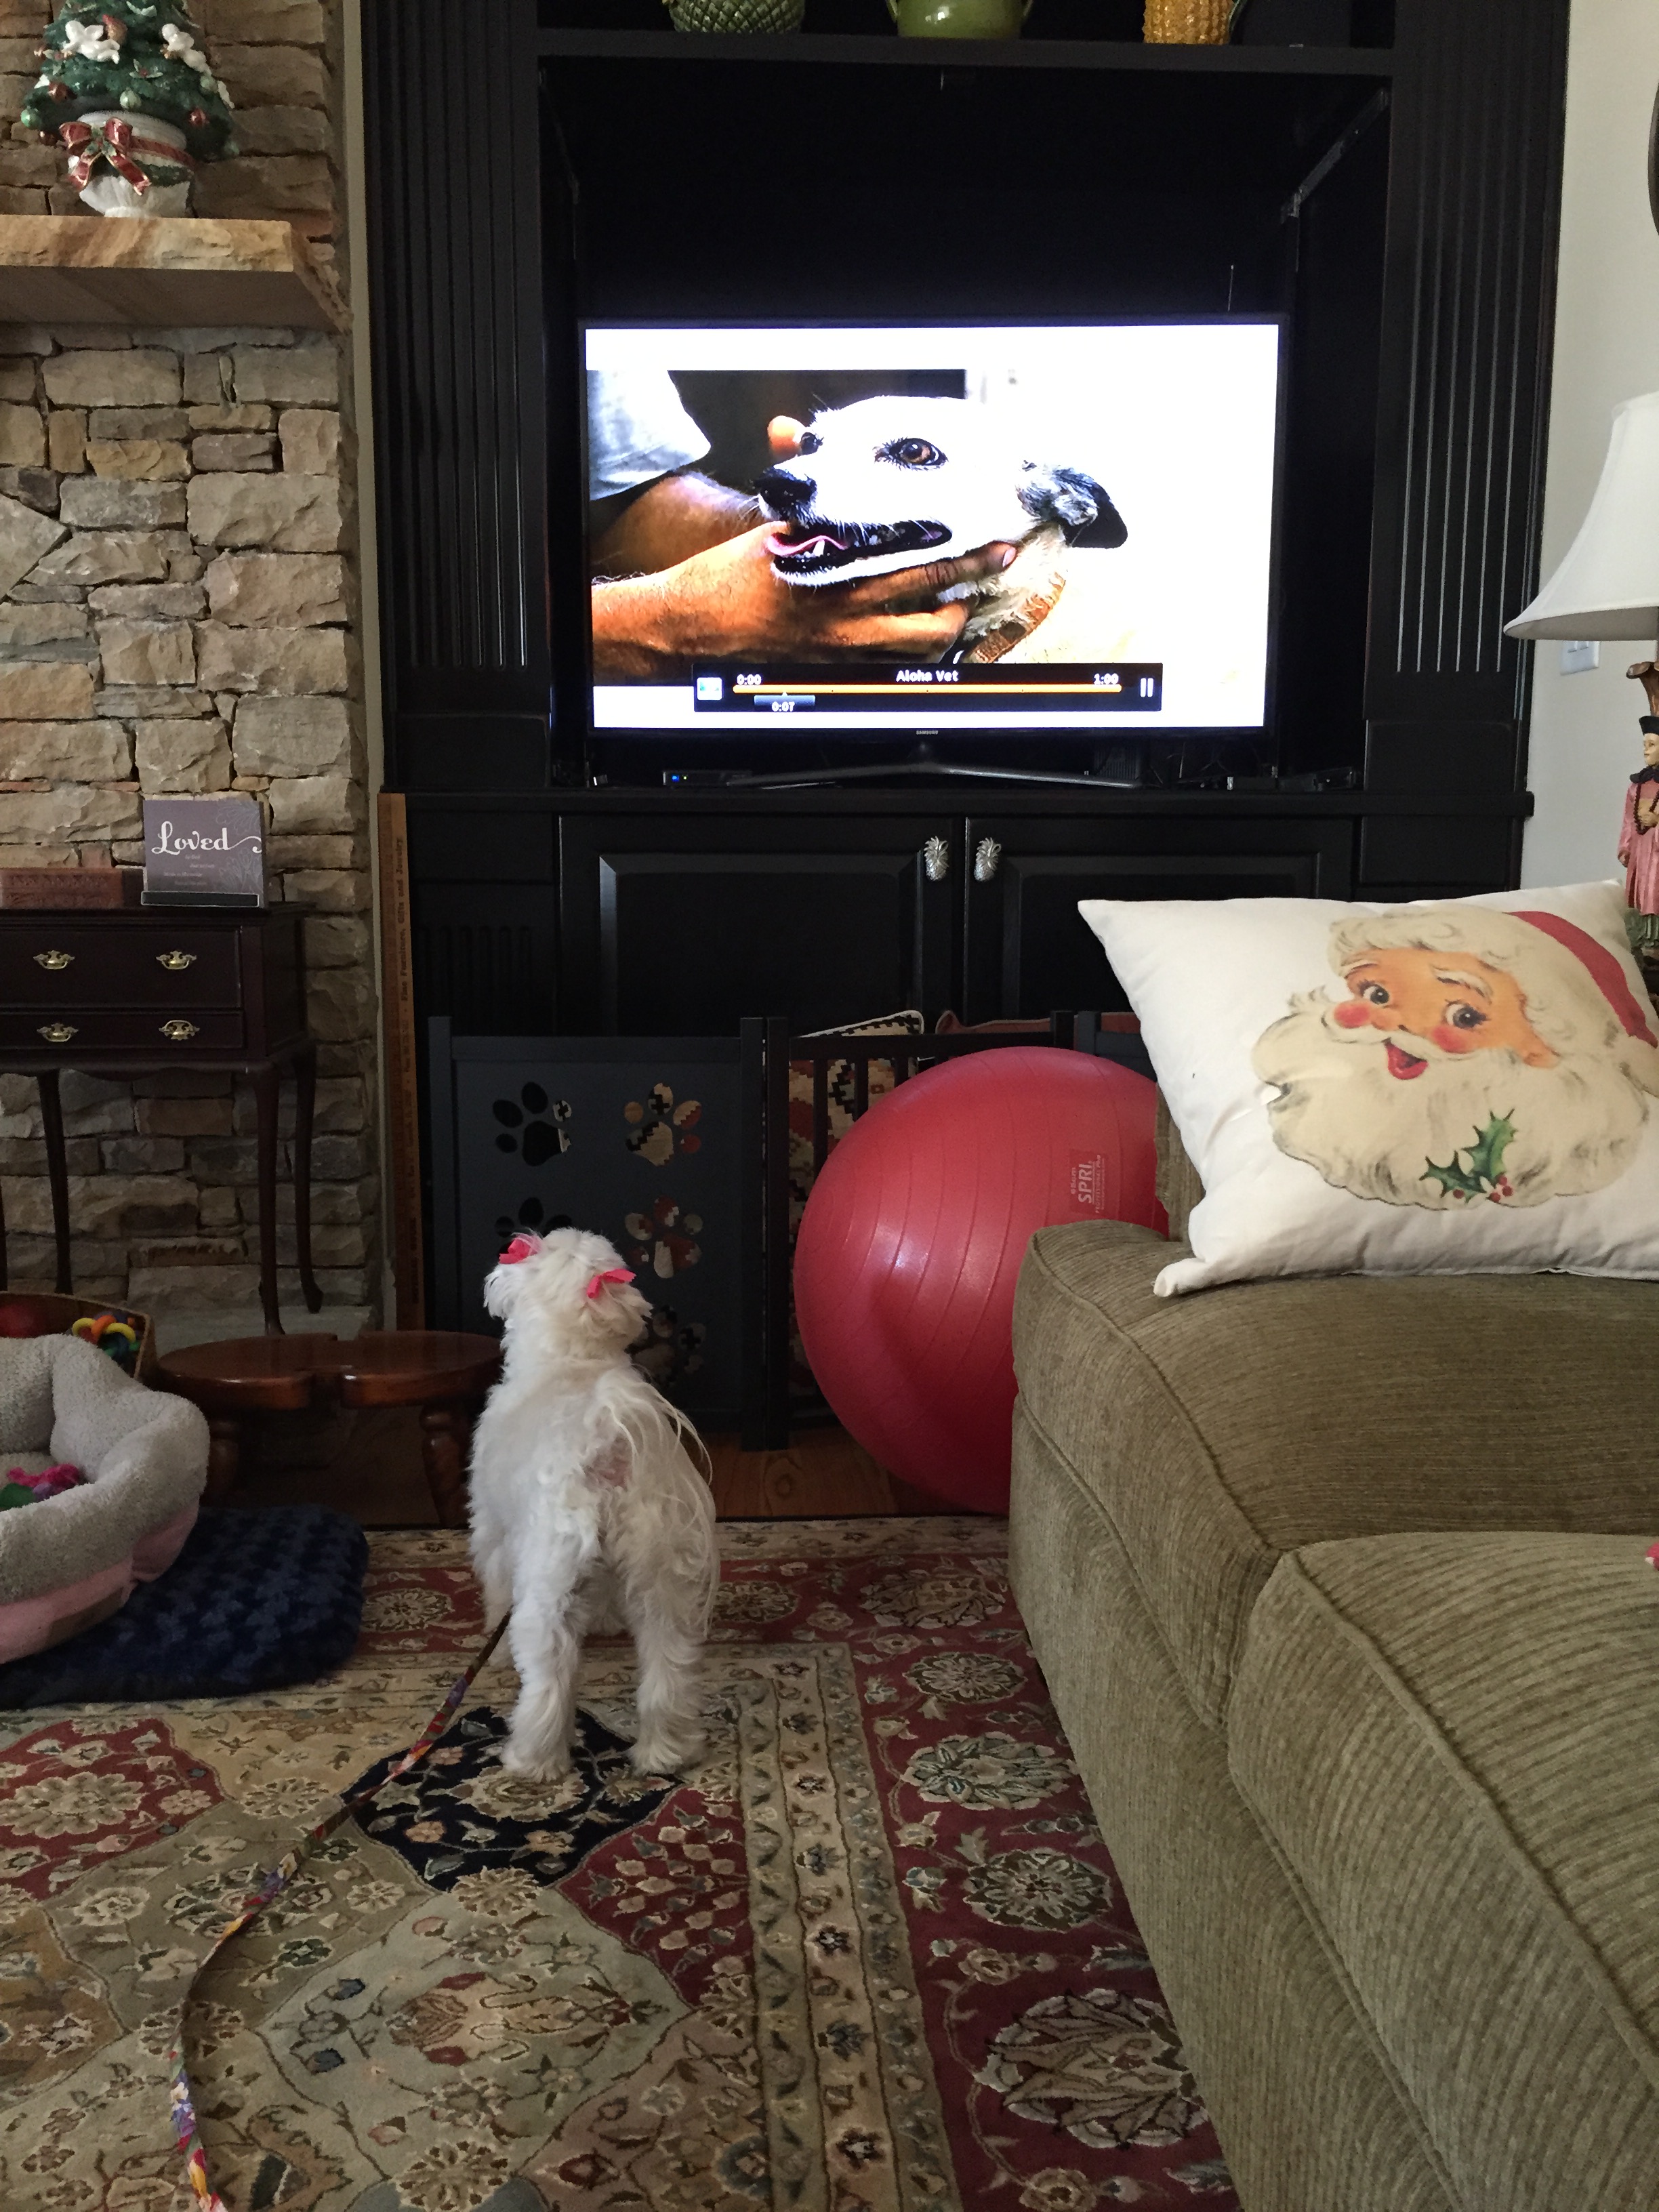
[[33, 949, 73, 970], [160, 1019, 199, 1042], [922, 836, 949, 882], [37, 1022, 76, 1044], [973, 837, 1002, 883], [157, 949, 197, 972]]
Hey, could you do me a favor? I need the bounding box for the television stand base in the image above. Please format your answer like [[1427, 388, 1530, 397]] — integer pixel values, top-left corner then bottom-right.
[[704, 757, 1148, 795]]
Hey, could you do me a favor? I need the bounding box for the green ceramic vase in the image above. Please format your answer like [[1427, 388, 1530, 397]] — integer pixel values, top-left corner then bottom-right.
[[665, 0, 804, 28], [888, 0, 1032, 35]]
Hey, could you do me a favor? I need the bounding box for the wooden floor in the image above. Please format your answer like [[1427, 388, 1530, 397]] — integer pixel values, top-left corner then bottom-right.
[[228, 1405, 956, 1525], [705, 1425, 953, 1520]]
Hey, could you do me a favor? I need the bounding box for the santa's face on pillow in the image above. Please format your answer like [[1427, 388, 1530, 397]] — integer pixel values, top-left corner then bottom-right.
[[1331, 944, 1559, 1073], [1252, 907, 1659, 1209]]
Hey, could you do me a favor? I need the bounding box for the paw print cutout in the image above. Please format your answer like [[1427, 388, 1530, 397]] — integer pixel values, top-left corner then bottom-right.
[[493, 1083, 571, 1168], [494, 1196, 573, 1246], [624, 1195, 703, 1278], [632, 1306, 706, 1387], [624, 1083, 701, 1167]]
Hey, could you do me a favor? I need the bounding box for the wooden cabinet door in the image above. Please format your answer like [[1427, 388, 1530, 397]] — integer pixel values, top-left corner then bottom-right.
[[407, 804, 559, 1037], [558, 813, 958, 1035], [962, 814, 1355, 1021]]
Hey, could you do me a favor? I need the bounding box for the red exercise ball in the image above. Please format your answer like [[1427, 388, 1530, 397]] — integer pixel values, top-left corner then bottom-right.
[[794, 1047, 1161, 1513]]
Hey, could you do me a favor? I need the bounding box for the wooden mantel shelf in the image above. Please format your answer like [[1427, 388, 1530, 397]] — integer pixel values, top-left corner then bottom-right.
[[0, 216, 346, 331]]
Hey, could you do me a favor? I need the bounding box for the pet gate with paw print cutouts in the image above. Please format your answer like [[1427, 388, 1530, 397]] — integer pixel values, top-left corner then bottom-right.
[[428, 1019, 767, 1435]]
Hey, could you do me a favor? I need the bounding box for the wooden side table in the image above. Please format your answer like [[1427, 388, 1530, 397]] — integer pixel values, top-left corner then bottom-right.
[[158, 1330, 503, 1526], [0, 907, 319, 1333]]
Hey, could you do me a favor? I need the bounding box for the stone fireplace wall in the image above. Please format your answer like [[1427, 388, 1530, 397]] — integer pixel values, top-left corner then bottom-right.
[[0, 0, 379, 1332]]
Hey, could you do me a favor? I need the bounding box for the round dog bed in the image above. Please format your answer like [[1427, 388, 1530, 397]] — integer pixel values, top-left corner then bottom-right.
[[0, 1505, 367, 1706], [0, 1332, 209, 1661]]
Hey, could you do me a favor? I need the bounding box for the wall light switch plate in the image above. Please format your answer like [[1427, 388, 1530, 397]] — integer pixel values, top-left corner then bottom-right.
[[1559, 640, 1599, 674]]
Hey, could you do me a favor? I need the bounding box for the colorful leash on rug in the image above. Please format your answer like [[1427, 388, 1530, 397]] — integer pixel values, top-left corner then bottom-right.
[[167, 1614, 510, 2208]]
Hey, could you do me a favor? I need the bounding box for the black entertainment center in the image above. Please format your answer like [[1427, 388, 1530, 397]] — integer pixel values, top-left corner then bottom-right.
[[362, 0, 1567, 1282]]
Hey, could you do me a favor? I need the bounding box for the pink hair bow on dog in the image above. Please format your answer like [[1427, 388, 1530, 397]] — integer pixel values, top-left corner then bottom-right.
[[499, 1234, 542, 1265], [586, 1267, 636, 1298]]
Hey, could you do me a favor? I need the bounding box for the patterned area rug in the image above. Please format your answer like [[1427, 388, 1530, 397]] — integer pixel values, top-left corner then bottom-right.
[[0, 1520, 1239, 2212]]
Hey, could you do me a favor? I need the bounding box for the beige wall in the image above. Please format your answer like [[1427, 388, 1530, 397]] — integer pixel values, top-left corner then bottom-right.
[[1521, 0, 1659, 887]]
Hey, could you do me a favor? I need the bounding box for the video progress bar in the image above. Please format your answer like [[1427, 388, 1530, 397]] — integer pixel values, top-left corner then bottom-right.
[[743, 682, 1143, 697]]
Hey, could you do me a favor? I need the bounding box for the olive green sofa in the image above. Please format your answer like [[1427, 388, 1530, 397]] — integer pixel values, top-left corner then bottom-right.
[[1008, 1219, 1659, 2212]]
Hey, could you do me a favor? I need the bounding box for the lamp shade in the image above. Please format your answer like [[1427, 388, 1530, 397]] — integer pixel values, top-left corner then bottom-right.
[[1506, 389, 1659, 640]]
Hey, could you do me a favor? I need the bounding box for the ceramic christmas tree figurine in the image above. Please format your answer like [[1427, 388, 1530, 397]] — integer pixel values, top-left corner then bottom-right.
[[1619, 661, 1659, 963], [20, 2, 235, 216]]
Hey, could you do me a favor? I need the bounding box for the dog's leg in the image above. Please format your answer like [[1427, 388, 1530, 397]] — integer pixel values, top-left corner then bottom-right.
[[472, 1535, 513, 1629], [466, 1464, 514, 1626], [501, 1538, 594, 1782], [621, 1575, 708, 1775]]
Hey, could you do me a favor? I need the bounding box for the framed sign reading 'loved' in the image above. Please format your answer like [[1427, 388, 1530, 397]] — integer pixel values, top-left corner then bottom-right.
[[142, 796, 268, 908]]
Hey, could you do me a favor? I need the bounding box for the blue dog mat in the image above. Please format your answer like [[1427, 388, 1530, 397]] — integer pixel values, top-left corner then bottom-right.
[[0, 1505, 368, 1707]]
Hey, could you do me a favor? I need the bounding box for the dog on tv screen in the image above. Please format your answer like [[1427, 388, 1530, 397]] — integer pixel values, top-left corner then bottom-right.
[[754, 396, 1128, 665]]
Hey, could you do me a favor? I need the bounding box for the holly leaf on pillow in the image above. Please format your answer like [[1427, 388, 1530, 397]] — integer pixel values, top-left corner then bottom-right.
[[1424, 1112, 1517, 1202]]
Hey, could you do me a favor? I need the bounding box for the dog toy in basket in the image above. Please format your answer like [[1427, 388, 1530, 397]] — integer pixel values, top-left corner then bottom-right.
[[70, 1311, 142, 1371]]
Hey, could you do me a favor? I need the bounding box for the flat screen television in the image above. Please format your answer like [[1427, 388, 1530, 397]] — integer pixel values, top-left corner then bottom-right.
[[582, 321, 1282, 764]]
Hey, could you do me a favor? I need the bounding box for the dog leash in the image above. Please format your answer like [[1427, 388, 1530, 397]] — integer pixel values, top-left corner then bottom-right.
[[168, 1613, 510, 2208]]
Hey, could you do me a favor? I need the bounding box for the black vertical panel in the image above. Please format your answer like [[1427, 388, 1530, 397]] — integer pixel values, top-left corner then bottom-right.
[[1366, 0, 1568, 764], [362, 0, 550, 786], [1273, 98, 1389, 781]]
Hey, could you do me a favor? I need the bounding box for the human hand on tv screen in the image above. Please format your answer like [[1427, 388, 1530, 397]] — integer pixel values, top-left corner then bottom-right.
[[591, 525, 1018, 678]]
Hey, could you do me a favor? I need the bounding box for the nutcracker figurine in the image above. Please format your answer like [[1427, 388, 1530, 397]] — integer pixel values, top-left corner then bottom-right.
[[1620, 661, 1659, 966]]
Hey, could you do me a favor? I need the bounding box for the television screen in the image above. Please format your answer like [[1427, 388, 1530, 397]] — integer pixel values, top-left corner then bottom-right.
[[584, 322, 1281, 738]]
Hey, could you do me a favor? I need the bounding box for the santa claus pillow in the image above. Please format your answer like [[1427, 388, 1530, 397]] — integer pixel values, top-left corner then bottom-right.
[[1078, 881, 1659, 1296]]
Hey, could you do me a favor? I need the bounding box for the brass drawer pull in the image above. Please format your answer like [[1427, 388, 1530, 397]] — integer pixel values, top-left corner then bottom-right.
[[37, 1022, 77, 1044], [160, 1019, 200, 1042], [157, 950, 197, 972], [33, 949, 73, 970]]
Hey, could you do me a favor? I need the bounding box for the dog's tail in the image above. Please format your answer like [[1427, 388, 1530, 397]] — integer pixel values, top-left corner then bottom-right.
[[659, 1393, 714, 1486]]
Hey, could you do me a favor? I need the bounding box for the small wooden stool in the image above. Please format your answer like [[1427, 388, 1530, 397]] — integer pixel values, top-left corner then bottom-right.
[[158, 1330, 501, 1527]]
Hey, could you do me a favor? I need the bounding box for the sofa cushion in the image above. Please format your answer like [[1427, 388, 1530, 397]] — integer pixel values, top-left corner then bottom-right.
[[1012, 1220, 1659, 1725], [1227, 1532, 1659, 2211]]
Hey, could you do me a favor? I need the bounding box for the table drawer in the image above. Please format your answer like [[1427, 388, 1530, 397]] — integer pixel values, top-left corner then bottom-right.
[[0, 926, 241, 1007], [0, 1008, 246, 1053]]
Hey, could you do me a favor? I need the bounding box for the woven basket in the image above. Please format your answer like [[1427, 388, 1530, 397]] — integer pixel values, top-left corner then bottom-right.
[[0, 1291, 157, 1383], [1143, 0, 1228, 41]]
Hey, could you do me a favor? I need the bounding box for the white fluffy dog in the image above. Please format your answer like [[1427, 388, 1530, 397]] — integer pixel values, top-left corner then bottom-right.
[[468, 1225, 718, 1782], [754, 394, 1126, 661]]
